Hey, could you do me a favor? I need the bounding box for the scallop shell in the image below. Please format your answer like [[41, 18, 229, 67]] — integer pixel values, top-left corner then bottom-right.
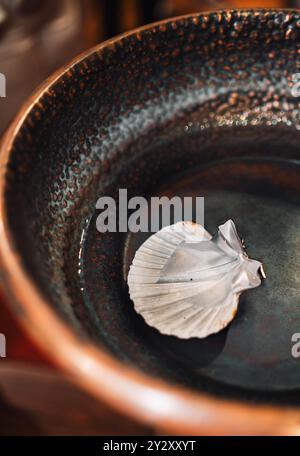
[[127, 220, 264, 339]]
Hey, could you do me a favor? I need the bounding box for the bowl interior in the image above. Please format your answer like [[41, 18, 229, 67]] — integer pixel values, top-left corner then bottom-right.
[[3, 9, 300, 405]]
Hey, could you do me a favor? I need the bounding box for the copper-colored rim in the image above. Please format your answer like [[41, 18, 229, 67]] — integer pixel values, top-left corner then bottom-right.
[[0, 10, 300, 435]]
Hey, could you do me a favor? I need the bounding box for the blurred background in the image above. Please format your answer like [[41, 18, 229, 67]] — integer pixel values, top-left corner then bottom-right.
[[0, 0, 298, 436]]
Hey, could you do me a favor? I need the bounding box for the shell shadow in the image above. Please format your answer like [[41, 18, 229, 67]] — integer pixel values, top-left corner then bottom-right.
[[127, 296, 229, 369]]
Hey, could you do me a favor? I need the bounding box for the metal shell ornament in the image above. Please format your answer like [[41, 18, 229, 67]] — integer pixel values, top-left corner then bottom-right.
[[128, 220, 265, 339]]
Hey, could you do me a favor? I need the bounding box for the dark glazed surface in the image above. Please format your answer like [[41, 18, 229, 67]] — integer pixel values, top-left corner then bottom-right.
[[3, 10, 300, 403]]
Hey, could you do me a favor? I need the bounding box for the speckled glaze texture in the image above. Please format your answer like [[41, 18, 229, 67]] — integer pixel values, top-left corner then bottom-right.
[[2, 9, 300, 406]]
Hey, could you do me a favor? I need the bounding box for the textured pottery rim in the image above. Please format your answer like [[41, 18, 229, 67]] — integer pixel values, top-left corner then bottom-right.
[[0, 9, 300, 435]]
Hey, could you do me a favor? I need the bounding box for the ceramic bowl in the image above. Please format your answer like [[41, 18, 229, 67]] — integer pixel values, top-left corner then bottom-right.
[[1, 9, 300, 434]]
